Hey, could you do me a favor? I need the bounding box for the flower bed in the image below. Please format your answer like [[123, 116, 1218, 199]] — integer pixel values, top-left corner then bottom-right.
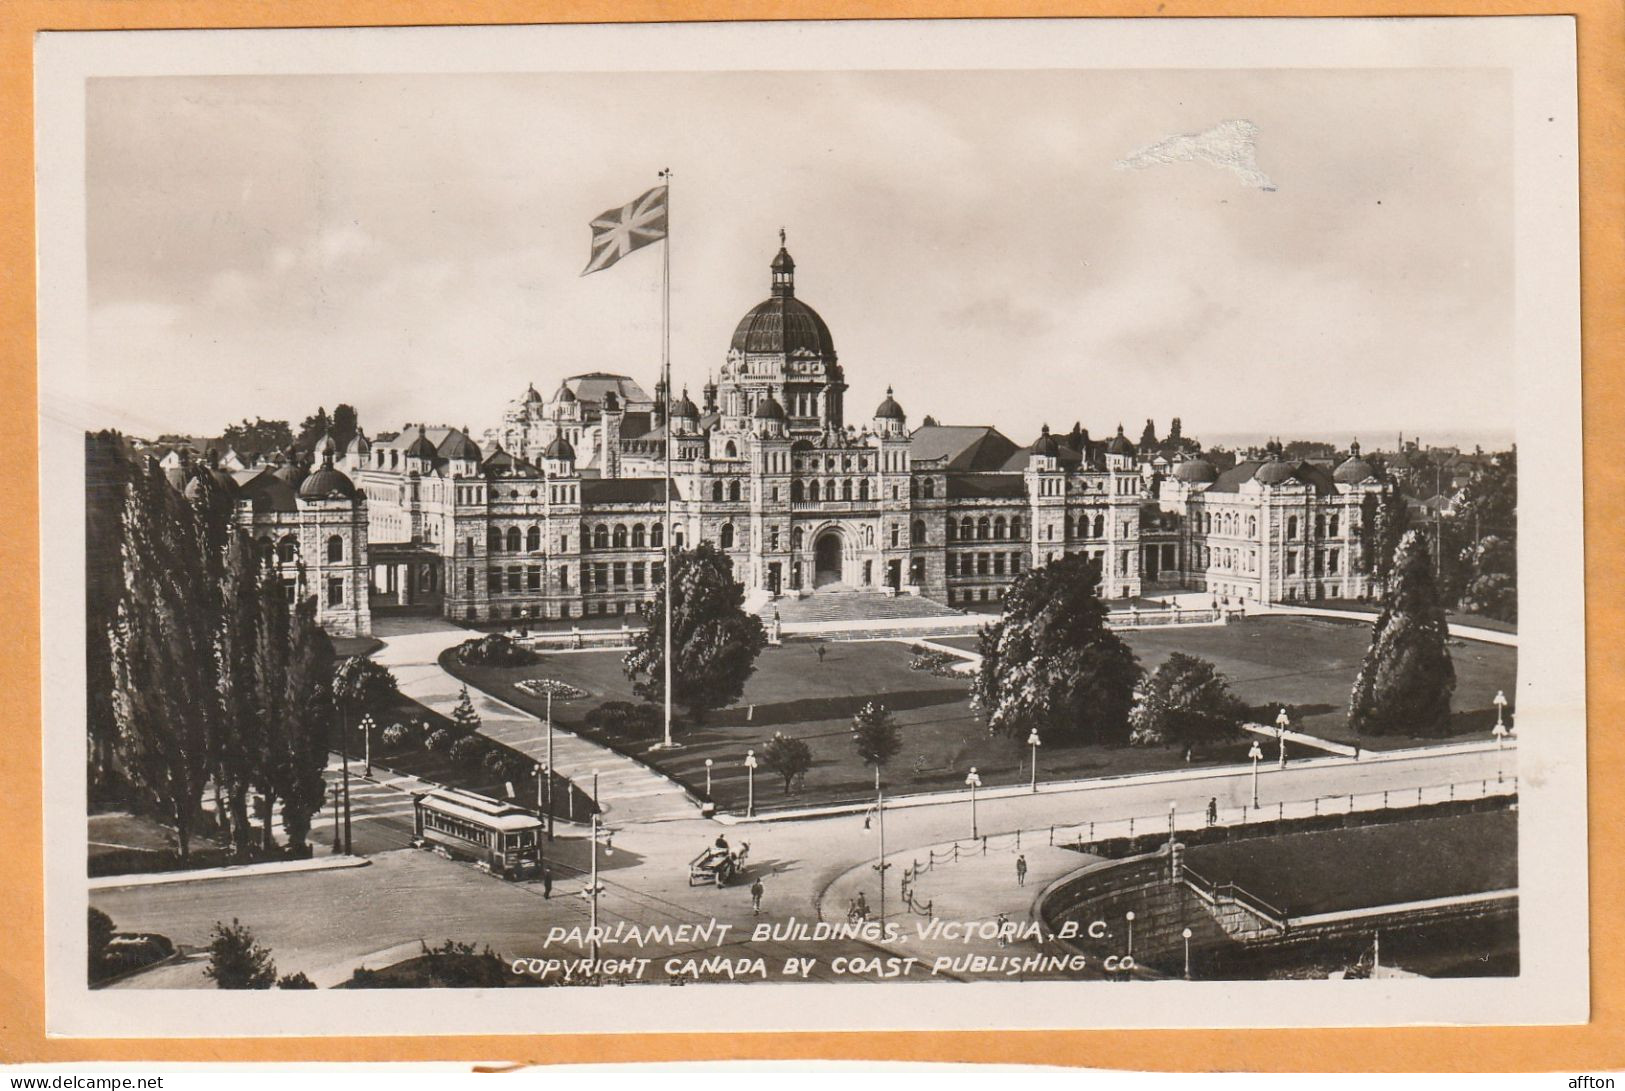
[[515, 678, 589, 701], [908, 645, 968, 678]]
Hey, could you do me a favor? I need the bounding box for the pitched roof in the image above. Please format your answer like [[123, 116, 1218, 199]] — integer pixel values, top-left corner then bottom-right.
[[945, 473, 1025, 499], [909, 425, 1020, 471], [580, 477, 680, 504], [1204, 459, 1338, 496]]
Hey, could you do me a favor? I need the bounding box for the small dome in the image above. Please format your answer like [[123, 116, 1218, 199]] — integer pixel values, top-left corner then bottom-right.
[[1334, 454, 1376, 484], [557, 384, 577, 404], [524, 383, 543, 404], [1172, 458, 1218, 484], [438, 431, 482, 462], [874, 387, 906, 421], [298, 460, 358, 501], [1032, 424, 1059, 458], [1255, 460, 1299, 485], [347, 431, 370, 454], [312, 433, 337, 457], [272, 460, 307, 488], [405, 435, 437, 460], [1105, 424, 1135, 457], [544, 435, 576, 461], [674, 389, 700, 419], [754, 394, 787, 421]]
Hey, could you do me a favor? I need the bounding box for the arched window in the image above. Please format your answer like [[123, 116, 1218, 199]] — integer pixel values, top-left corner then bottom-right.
[[527, 525, 541, 552], [674, 530, 685, 549], [789, 479, 803, 503], [792, 527, 804, 551], [1287, 516, 1299, 540], [632, 524, 646, 548], [1315, 514, 1325, 538], [326, 535, 343, 563], [1093, 515, 1105, 538], [593, 524, 609, 550], [1329, 513, 1340, 537], [721, 523, 735, 549], [729, 480, 741, 502], [923, 478, 935, 499], [994, 516, 1007, 540], [506, 526, 522, 552], [277, 535, 298, 563], [1247, 516, 1257, 537], [1011, 516, 1023, 538], [960, 516, 974, 540], [977, 517, 990, 540], [809, 480, 821, 502], [860, 479, 870, 501], [725, 440, 738, 459], [712, 480, 724, 502], [257, 535, 274, 562], [612, 525, 627, 549], [488, 526, 502, 553], [842, 479, 853, 501], [650, 523, 663, 548], [912, 519, 926, 545]]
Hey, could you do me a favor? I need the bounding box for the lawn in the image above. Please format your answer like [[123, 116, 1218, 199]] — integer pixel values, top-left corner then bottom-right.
[[1184, 810, 1517, 916], [443, 615, 1515, 811]]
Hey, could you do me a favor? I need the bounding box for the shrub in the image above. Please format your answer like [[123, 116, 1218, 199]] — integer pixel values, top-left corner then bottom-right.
[[483, 747, 513, 775], [449, 735, 488, 766], [204, 918, 276, 990], [424, 728, 454, 753], [100, 933, 175, 980], [584, 700, 662, 737], [515, 678, 589, 701], [458, 634, 539, 667], [277, 971, 317, 989], [88, 907, 115, 980], [381, 721, 414, 749]]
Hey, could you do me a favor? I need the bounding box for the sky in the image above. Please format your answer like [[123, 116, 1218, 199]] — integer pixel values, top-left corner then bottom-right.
[[85, 68, 1514, 449]]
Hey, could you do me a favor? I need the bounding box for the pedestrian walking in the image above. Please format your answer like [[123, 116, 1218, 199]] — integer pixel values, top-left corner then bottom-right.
[[1206, 797, 1218, 826], [542, 866, 553, 900], [816, 644, 827, 665], [1015, 854, 1028, 887], [750, 876, 764, 916]]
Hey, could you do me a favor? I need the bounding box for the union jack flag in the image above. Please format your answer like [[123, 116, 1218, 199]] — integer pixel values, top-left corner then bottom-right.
[[580, 185, 668, 275]]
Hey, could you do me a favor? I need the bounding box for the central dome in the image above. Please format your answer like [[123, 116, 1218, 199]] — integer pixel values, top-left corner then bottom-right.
[[729, 243, 836, 359]]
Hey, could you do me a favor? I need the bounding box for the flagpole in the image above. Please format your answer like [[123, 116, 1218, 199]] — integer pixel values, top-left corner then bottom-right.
[[659, 167, 675, 751]]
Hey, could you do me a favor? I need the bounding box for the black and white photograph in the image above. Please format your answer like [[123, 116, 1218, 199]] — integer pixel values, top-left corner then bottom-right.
[[34, 16, 1586, 1035]]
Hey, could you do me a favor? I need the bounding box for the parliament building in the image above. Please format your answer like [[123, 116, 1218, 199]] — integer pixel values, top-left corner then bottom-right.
[[220, 241, 1384, 636]]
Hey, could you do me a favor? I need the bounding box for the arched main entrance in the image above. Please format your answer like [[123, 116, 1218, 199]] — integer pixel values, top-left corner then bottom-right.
[[814, 531, 844, 588]]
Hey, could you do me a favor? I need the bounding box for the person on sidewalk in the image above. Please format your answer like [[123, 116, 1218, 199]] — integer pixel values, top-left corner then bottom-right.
[[1206, 797, 1218, 826], [750, 876, 764, 916], [541, 866, 552, 899], [1015, 854, 1028, 887]]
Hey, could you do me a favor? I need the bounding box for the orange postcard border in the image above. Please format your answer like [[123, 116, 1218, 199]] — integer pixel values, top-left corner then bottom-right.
[[1, 0, 1620, 1070]]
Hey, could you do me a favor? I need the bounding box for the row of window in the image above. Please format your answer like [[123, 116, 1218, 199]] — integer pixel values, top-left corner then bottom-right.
[[945, 552, 1026, 578], [467, 562, 670, 596], [421, 808, 493, 848], [258, 533, 349, 564], [1199, 511, 1346, 539]]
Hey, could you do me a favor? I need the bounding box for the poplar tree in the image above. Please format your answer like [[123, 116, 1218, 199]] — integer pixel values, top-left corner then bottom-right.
[[1349, 530, 1456, 736], [249, 555, 292, 850], [279, 593, 335, 854], [85, 431, 129, 798]]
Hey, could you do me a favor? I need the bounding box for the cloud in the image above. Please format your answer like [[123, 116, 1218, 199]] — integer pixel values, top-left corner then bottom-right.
[[1116, 119, 1277, 191]]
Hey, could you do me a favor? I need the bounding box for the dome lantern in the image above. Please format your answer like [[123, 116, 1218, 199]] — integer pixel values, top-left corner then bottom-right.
[[771, 227, 795, 297]]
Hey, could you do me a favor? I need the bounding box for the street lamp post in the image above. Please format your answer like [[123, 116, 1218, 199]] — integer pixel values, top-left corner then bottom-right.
[[874, 764, 888, 922], [1275, 708, 1290, 769], [1167, 800, 1177, 848], [1493, 689, 1510, 750], [534, 763, 547, 819], [1248, 741, 1264, 808], [361, 714, 375, 778], [744, 750, 758, 817], [1027, 729, 1042, 794], [965, 767, 982, 839], [1125, 910, 1135, 958], [545, 692, 555, 842], [586, 813, 613, 964], [704, 758, 714, 799], [1182, 926, 1193, 979]]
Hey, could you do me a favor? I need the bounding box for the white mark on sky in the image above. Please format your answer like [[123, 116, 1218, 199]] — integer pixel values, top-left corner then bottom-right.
[[1116, 119, 1277, 191]]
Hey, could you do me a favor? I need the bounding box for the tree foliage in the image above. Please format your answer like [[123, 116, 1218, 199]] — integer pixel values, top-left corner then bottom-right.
[[85, 432, 130, 798], [850, 702, 901, 772], [1349, 531, 1457, 736], [88, 907, 115, 982], [450, 684, 482, 733], [204, 918, 277, 989], [1128, 653, 1246, 751], [971, 553, 1142, 745], [623, 543, 768, 720], [220, 417, 293, 458], [1358, 479, 1411, 591], [1138, 419, 1158, 451], [759, 731, 813, 793]]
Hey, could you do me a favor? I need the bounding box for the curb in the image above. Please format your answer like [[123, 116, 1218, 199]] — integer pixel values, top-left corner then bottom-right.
[[89, 854, 372, 890]]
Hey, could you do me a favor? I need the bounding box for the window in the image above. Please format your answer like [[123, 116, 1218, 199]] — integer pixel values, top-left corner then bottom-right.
[[277, 535, 298, 563], [613, 525, 628, 548], [528, 566, 541, 591], [960, 517, 973, 540], [721, 523, 735, 549], [1011, 516, 1022, 538], [1287, 516, 1299, 540], [507, 566, 522, 592], [1247, 516, 1257, 537], [946, 553, 957, 576], [559, 533, 569, 552], [326, 535, 344, 563], [593, 524, 609, 550], [725, 440, 738, 458], [1329, 514, 1341, 537], [994, 553, 1006, 576], [890, 525, 900, 548], [1329, 549, 1341, 574], [792, 527, 804, 551], [652, 561, 664, 585], [559, 565, 570, 590], [860, 480, 870, 501], [769, 526, 780, 550], [842, 479, 853, 501], [632, 524, 646, 548], [464, 568, 474, 592], [506, 526, 522, 552], [809, 480, 821, 502], [912, 519, 926, 545], [1316, 515, 1326, 538], [923, 479, 935, 499], [593, 563, 608, 591], [1286, 551, 1298, 575], [994, 516, 1007, 540], [1012, 553, 1023, 573], [326, 577, 344, 606], [633, 562, 646, 587], [977, 553, 990, 576], [527, 526, 541, 552], [729, 480, 741, 502], [650, 524, 663, 548], [1093, 515, 1105, 538], [488, 569, 502, 593], [978, 517, 990, 540], [792, 480, 804, 502], [712, 480, 724, 502], [613, 562, 626, 587]]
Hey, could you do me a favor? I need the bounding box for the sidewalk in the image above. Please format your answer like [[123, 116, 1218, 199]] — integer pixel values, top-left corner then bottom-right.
[[88, 853, 370, 891], [1247, 602, 1518, 647], [371, 620, 698, 823]]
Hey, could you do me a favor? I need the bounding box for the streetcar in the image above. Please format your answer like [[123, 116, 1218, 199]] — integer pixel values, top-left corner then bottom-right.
[[411, 787, 544, 880]]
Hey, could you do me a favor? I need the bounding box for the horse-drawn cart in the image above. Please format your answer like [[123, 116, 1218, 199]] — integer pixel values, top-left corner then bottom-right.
[[688, 842, 749, 887]]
